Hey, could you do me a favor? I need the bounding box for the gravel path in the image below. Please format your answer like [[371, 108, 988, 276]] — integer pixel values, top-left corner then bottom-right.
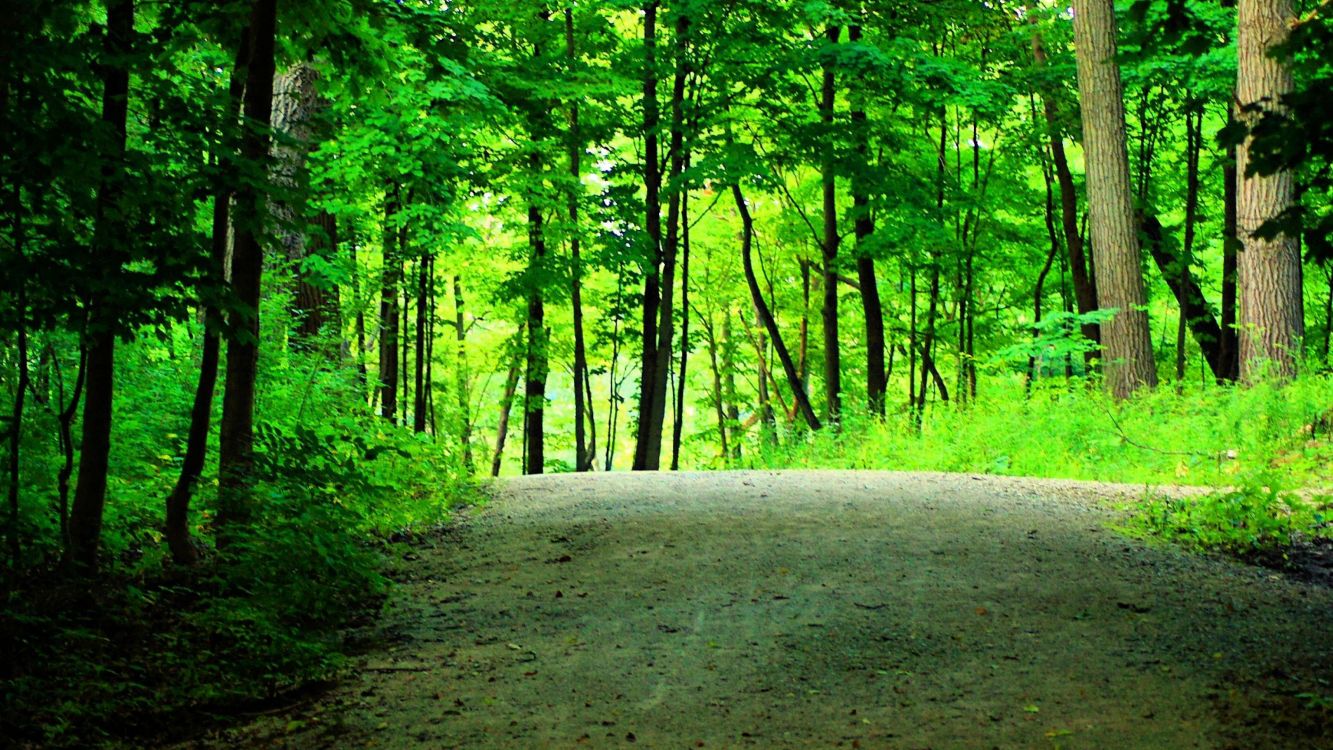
[[196, 471, 1333, 749]]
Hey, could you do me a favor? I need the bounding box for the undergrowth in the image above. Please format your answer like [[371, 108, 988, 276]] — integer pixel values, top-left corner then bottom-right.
[[1, 328, 476, 748], [752, 372, 1333, 488], [1126, 476, 1332, 555], [750, 371, 1333, 555]]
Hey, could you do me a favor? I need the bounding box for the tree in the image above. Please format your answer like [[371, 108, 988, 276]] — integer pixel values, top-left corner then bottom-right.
[[1071, 0, 1158, 398], [165, 23, 253, 565], [216, 0, 278, 531], [1236, 0, 1302, 380], [819, 23, 842, 423], [849, 21, 887, 416], [67, 0, 135, 573]]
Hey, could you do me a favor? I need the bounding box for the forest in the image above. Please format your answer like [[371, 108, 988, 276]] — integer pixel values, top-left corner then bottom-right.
[[2, 0, 1332, 746]]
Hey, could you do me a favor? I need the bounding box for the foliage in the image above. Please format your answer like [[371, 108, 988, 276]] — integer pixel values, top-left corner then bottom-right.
[[752, 371, 1333, 489], [3, 0, 1333, 743], [1128, 477, 1330, 554], [0, 323, 472, 747]]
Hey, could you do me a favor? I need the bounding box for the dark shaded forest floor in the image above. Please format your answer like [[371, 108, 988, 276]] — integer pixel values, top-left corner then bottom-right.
[[178, 471, 1333, 749]]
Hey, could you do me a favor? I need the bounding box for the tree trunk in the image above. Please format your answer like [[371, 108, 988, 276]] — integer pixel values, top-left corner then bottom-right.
[[413, 253, 429, 433], [734, 181, 821, 431], [749, 311, 777, 444], [566, 8, 593, 472], [850, 23, 886, 416], [700, 310, 728, 461], [671, 175, 691, 471], [1031, 144, 1062, 388], [1237, 0, 1302, 380], [425, 256, 436, 434], [919, 342, 950, 403], [353, 238, 368, 398], [1072, 0, 1158, 398], [908, 263, 917, 407], [1032, 23, 1100, 357], [639, 9, 688, 470], [270, 64, 333, 351], [633, 1, 663, 471], [820, 24, 842, 423], [1220, 127, 1240, 380], [166, 27, 251, 564], [7, 293, 27, 573], [605, 266, 627, 471], [453, 276, 475, 473], [379, 189, 401, 422], [722, 308, 742, 459], [1142, 216, 1226, 378], [216, 0, 277, 534], [68, 0, 134, 572], [400, 252, 411, 425], [916, 258, 941, 422], [524, 159, 548, 475], [492, 339, 522, 478]]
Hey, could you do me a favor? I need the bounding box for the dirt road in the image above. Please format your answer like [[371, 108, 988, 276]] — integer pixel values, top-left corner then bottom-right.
[[195, 471, 1333, 749]]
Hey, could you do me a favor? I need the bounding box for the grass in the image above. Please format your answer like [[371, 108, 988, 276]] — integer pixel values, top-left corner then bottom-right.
[[752, 373, 1333, 488], [749, 371, 1333, 557]]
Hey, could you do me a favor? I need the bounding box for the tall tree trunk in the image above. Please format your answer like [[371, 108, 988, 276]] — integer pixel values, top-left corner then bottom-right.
[[908, 263, 917, 407], [671, 176, 691, 471], [216, 0, 277, 534], [413, 254, 429, 433], [1237, 0, 1302, 380], [7, 292, 27, 573], [734, 181, 821, 431], [566, 8, 592, 472], [453, 276, 475, 473], [915, 109, 946, 424], [1142, 216, 1225, 378], [166, 27, 251, 564], [1031, 26, 1100, 358], [378, 189, 401, 422], [68, 0, 134, 571], [492, 338, 522, 478], [820, 24, 842, 423], [353, 238, 369, 397], [400, 252, 410, 426], [1220, 125, 1240, 380], [639, 9, 688, 470], [605, 265, 627, 471], [270, 64, 333, 351], [524, 157, 548, 474], [55, 347, 87, 552], [1181, 103, 1201, 383], [916, 258, 941, 421], [700, 310, 728, 461], [1072, 0, 1158, 398], [796, 259, 811, 388], [850, 23, 886, 415], [633, 1, 663, 471], [750, 311, 777, 444], [1031, 142, 1063, 389], [722, 308, 742, 459], [425, 256, 436, 434]]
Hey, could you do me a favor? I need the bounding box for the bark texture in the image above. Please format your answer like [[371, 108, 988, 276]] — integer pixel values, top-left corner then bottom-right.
[[1236, 0, 1302, 380], [1072, 0, 1158, 398]]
